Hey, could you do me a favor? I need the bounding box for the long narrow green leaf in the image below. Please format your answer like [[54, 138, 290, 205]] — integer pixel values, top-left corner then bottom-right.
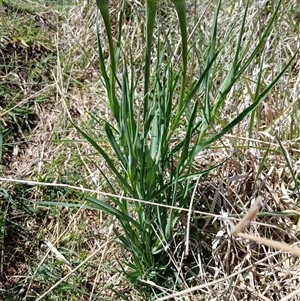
[[120, 64, 138, 181], [144, 0, 157, 115], [202, 0, 222, 129], [178, 101, 198, 171], [104, 123, 127, 169], [171, 0, 188, 130], [73, 123, 135, 195], [96, 0, 120, 120], [141, 0, 157, 200], [257, 145, 270, 179], [114, 0, 125, 67], [96, 11, 110, 90], [87, 196, 141, 230]]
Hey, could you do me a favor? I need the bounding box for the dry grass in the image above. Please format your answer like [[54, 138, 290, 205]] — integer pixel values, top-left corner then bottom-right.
[[0, 0, 300, 300]]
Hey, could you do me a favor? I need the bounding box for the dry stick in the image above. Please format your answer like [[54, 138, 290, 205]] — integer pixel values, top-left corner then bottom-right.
[[1, 177, 296, 230], [0, 177, 236, 220], [185, 176, 200, 256], [279, 287, 300, 301]]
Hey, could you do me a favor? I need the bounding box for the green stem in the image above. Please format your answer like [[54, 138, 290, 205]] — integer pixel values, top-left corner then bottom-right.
[[141, 0, 157, 198], [144, 0, 157, 120], [171, 0, 187, 130], [96, 0, 119, 120]]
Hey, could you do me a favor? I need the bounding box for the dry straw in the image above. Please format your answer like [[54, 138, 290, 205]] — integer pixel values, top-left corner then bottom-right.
[[231, 195, 300, 257]]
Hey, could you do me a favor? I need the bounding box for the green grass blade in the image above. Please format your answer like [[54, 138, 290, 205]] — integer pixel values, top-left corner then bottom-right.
[[171, 0, 188, 130], [86, 196, 141, 229], [119, 63, 139, 182], [96, 11, 110, 91], [257, 145, 270, 179], [144, 0, 157, 116], [114, 0, 125, 66], [73, 123, 135, 195], [104, 123, 126, 170], [202, 0, 221, 128], [96, 0, 120, 120], [178, 101, 198, 171]]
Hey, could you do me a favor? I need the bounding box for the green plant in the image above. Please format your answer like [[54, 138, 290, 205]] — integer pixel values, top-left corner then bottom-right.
[[75, 0, 297, 295]]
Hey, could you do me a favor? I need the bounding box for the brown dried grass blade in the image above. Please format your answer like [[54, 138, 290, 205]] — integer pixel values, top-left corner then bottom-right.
[[231, 195, 263, 235], [236, 232, 300, 257]]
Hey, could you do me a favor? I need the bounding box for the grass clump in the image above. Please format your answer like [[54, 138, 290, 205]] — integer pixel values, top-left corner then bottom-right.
[[74, 0, 299, 298], [0, 0, 299, 300]]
